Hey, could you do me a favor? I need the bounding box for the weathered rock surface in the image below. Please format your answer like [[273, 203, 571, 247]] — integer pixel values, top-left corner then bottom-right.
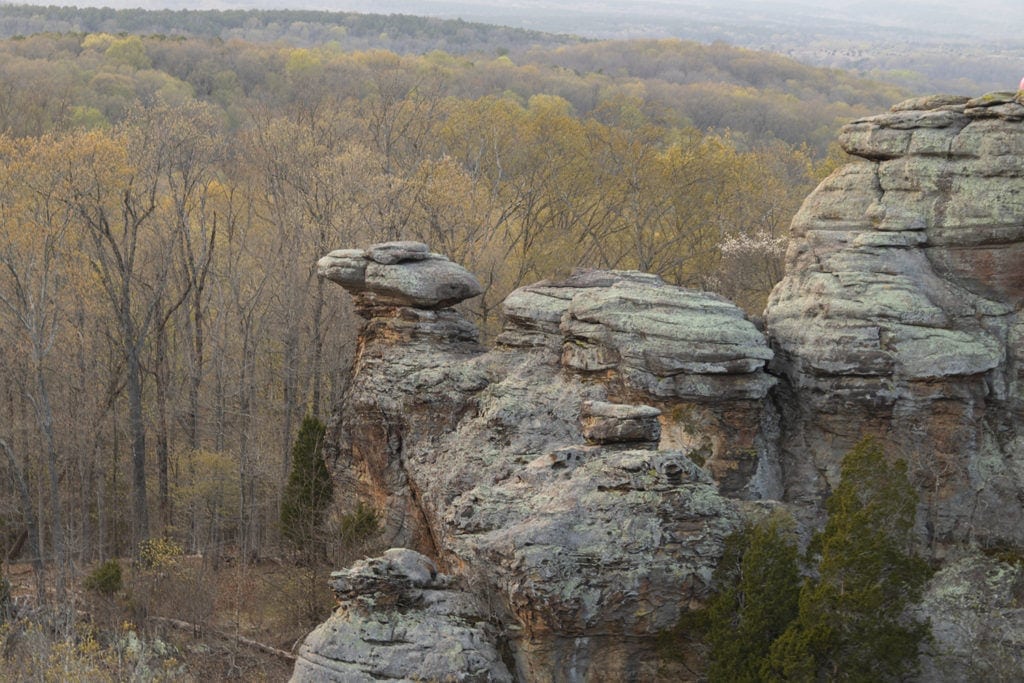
[[309, 255, 766, 680], [916, 553, 1024, 682], [291, 548, 513, 682], [318, 241, 483, 310], [499, 269, 781, 499], [298, 92, 1024, 682], [766, 93, 1024, 551]]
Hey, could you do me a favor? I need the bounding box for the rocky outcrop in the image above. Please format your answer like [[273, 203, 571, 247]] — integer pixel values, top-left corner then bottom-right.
[[291, 548, 513, 682], [303, 254, 773, 681], [298, 92, 1024, 682], [766, 92, 1024, 552]]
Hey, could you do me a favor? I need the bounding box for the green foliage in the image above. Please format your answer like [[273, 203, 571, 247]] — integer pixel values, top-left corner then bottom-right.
[[339, 501, 379, 544], [281, 415, 334, 549], [765, 437, 932, 682], [705, 514, 801, 683], [83, 559, 123, 595]]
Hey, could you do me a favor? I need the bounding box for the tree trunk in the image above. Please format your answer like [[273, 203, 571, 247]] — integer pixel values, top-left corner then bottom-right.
[[127, 342, 149, 551], [0, 439, 45, 606], [154, 317, 171, 531]]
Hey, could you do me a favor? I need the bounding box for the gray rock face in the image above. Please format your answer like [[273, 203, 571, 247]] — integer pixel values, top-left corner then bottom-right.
[[311, 255, 763, 680], [766, 93, 1024, 550], [291, 548, 513, 683], [318, 241, 483, 309], [916, 553, 1024, 682]]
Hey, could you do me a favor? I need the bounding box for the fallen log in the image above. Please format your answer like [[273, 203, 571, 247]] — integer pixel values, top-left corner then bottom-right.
[[150, 616, 297, 662]]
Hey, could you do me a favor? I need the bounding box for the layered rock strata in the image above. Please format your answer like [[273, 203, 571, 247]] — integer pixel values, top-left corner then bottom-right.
[[766, 92, 1024, 551], [291, 548, 513, 682], [303, 249, 775, 681]]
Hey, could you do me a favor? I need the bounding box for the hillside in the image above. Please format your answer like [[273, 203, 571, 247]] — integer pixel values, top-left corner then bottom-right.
[[2, 2, 1017, 93], [4, 6, 1015, 682]]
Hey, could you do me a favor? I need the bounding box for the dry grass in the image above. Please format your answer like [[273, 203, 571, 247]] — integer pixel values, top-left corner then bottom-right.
[[1, 557, 337, 682]]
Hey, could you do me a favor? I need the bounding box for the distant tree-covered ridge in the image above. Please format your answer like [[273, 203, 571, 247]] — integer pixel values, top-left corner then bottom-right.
[[0, 4, 581, 54]]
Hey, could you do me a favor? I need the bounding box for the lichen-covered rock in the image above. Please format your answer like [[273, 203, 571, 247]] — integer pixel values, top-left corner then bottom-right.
[[766, 93, 1024, 550], [500, 269, 776, 401], [318, 241, 483, 310], [291, 548, 513, 683], [915, 553, 1024, 682], [312, 253, 761, 680], [498, 269, 780, 500]]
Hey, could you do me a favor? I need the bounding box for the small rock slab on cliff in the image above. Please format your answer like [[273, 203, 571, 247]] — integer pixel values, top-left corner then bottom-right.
[[579, 400, 661, 445], [318, 241, 483, 309]]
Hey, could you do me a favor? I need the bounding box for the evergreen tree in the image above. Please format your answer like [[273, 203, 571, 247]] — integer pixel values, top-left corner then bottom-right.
[[765, 437, 932, 682], [280, 415, 334, 552], [706, 513, 801, 683]]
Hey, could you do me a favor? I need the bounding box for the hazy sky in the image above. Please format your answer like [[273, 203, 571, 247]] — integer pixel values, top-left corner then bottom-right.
[[32, 0, 1024, 42]]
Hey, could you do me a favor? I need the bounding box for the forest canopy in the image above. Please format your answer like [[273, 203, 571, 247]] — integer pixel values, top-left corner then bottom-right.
[[0, 10, 906, 605]]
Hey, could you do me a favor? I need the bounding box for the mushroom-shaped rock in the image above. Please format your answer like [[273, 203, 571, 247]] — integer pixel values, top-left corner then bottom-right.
[[318, 242, 482, 310]]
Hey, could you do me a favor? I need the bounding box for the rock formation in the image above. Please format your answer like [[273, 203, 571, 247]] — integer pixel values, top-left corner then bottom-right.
[[292, 548, 513, 682], [766, 92, 1024, 553], [295, 92, 1024, 682], [300, 246, 777, 680]]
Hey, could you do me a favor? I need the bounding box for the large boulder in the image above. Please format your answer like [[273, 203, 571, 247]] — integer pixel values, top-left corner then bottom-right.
[[291, 548, 513, 683]]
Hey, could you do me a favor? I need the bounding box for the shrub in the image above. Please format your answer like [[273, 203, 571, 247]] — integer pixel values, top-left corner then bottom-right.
[[84, 559, 123, 595], [340, 501, 379, 544], [281, 415, 334, 551], [765, 436, 932, 681], [137, 537, 183, 570], [705, 513, 801, 683]]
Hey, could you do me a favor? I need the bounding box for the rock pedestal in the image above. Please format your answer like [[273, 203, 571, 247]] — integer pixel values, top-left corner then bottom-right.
[[291, 548, 513, 682]]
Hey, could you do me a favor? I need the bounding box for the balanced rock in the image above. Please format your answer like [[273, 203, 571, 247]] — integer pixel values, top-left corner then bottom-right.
[[318, 241, 482, 310]]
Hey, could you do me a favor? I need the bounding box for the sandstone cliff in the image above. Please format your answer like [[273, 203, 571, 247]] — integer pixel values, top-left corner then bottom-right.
[[293, 93, 1024, 682], [767, 92, 1024, 553]]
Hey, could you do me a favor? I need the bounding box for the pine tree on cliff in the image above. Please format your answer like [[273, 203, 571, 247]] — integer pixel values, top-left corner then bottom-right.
[[705, 513, 801, 683], [281, 415, 334, 553], [764, 436, 932, 681]]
